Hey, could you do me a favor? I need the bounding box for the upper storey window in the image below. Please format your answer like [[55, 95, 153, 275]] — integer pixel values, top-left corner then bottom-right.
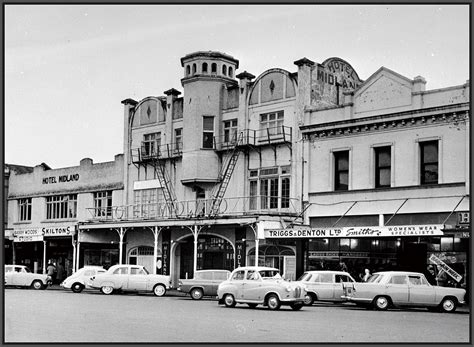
[[142, 133, 161, 157], [228, 67, 233, 78], [334, 151, 349, 191], [260, 111, 284, 135], [192, 64, 197, 74], [420, 140, 438, 185], [46, 194, 77, 219], [374, 146, 391, 188], [18, 198, 32, 221], [202, 63, 208, 73], [202, 116, 214, 149], [222, 65, 227, 75], [211, 63, 217, 74], [224, 119, 238, 143], [186, 65, 190, 76]]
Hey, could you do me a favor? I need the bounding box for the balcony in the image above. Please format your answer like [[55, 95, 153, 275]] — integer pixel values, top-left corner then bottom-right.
[[85, 195, 300, 222], [131, 141, 183, 163], [213, 126, 292, 151]]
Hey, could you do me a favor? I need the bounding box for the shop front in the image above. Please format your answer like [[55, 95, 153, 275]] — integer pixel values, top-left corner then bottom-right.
[[264, 223, 469, 287]]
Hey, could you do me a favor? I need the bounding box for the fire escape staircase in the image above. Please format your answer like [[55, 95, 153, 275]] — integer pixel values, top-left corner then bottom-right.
[[208, 132, 244, 217]]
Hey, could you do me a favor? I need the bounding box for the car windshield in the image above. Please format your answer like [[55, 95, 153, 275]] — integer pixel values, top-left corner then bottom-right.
[[297, 272, 311, 281], [259, 270, 281, 279], [366, 274, 383, 283]]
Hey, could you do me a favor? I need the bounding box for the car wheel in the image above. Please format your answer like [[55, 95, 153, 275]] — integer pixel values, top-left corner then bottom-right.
[[266, 294, 281, 310], [153, 284, 166, 297], [290, 303, 304, 311], [224, 294, 236, 308], [101, 286, 114, 295], [303, 293, 314, 306], [190, 288, 204, 300], [247, 303, 258, 309], [373, 296, 390, 310], [71, 283, 84, 293], [32, 280, 44, 290], [440, 297, 457, 313]]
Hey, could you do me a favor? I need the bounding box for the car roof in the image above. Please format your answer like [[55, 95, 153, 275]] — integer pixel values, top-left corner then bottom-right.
[[304, 270, 352, 275], [373, 271, 425, 276], [233, 266, 279, 271], [196, 269, 230, 273]]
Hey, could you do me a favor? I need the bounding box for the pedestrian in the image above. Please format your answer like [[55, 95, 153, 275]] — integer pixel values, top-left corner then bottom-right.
[[46, 261, 56, 284], [362, 268, 371, 282], [339, 261, 348, 272], [56, 262, 64, 284]]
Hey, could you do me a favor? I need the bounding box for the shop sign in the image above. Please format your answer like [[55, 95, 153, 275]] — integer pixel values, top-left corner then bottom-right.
[[13, 228, 44, 242], [43, 225, 75, 237], [264, 224, 444, 238], [457, 212, 470, 225], [429, 254, 463, 283], [235, 241, 246, 267]]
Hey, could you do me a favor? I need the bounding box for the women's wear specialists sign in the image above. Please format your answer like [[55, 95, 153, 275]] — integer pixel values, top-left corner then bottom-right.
[[264, 225, 444, 238]]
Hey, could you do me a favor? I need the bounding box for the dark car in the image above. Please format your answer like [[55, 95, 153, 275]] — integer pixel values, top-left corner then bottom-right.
[[178, 269, 231, 300]]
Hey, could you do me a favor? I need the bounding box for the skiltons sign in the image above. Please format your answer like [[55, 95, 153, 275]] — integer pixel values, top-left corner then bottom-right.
[[264, 225, 444, 238]]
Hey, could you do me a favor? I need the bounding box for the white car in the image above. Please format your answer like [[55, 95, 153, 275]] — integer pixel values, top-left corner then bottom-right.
[[89, 264, 171, 296], [294, 270, 356, 305], [5, 265, 51, 290], [60, 266, 107, 293], [217, 266, 307, 310]]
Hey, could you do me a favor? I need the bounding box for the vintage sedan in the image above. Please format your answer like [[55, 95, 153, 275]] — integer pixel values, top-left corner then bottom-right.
[[60, 266, 106, 293], [341, 271, 466, 313], [89, 264, 171, 296], [178, 269, 231, 300], [295, 270, 356, 305], [217, 266, 306, 310], [5, 265, 52, 290]]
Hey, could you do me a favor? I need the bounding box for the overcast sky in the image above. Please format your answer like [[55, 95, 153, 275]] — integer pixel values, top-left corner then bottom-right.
[[4, 4, 470, 168]]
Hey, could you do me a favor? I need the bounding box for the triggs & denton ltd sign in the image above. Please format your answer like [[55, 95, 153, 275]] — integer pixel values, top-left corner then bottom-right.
[[264, 225, 444, 238]]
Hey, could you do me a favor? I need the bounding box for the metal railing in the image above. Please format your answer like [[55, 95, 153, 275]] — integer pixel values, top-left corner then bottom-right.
[[85, 195, 300, 222], [131, 141, 183, 163], [213, 126, 292, 150]]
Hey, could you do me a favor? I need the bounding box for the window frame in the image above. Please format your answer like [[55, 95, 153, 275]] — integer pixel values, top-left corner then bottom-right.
[[249, 166, 291, 211], [202, 116, 215, 149], [259, 111, 284, 136], [420, 140, 439, 185], [18, 197, 32, 221], [223, 119, 238, 144], [374, 146, 391, 188], [334, 150, 349, 191], [142, 132, 161, 157], [46, 194, 77, 220], [93, 191, 113, 217]]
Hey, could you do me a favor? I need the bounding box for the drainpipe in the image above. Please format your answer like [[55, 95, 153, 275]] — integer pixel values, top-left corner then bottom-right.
[[193, 225, 198, 275], [43, 240, 47, 274], [119, 227, 124, 265]]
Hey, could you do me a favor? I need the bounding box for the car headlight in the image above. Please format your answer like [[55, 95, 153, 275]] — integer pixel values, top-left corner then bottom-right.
[[286, 285, 292, 292]]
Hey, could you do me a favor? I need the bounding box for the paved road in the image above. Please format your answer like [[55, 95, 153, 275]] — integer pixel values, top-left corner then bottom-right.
[[4, 287, 470, 343]]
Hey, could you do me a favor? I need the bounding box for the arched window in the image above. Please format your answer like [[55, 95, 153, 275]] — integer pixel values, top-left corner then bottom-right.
[[222, 64, 227, 75], [228, 67, 233, 78], [192, 64, 196, 74], [186, 65, 190, 76], [202, 63, 208, 73], [211, 63, 217, 73]]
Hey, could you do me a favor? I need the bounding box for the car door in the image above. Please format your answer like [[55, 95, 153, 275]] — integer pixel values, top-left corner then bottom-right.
[[407, 275, 436, 305], [110, 266, 129, 289], [5, 266, 15, 285], [243, 270, 263, 301], [317, 273, 335, 300], [230, 270, 246, 299], [385, 274, 409, 304], [334, 274, 354, 301], [127, 267, 149, 291]]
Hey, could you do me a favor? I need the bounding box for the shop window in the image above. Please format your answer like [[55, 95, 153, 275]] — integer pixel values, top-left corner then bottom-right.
[[309, 239, 329, 251], [202, 62, 208, 73], [202, 116, 214, 149], [440, 237, 453, 251], [334, 151, 349, 191], [18, 198, 32, 221], [424, 237, 441, 251], [329, 238, 339, 250], [340, 238, 350, 251], [46, 194, 77, 219], [420, 140, 438, 185], [211, 63, 217, 73], [93, 191, 112, 217], [374, 146, 391, 188], [453, 238, 465, 252]]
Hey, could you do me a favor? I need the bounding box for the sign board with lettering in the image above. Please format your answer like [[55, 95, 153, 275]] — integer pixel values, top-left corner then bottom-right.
[[457, 212, 470, 225], [264, 225, 444, 238], [311, 57, 363, 107], [13, 228, 44, 242], [42, 225, 75, 237], [429, 254, 463, 283]]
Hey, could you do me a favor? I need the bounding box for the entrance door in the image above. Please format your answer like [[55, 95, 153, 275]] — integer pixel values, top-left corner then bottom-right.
[[179, 241, 194, 279], [399, 242, 427, 273]]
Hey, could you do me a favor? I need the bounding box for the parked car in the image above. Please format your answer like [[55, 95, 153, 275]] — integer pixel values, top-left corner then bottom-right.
[[217, 266, 307, 310], [341, 271, 466, 313], [4, 265, 51, 290], [89, 264, 171, 296], [294, 270, 356, 305], [178, 269, 231, 300], [60, 266, 107, 293]]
